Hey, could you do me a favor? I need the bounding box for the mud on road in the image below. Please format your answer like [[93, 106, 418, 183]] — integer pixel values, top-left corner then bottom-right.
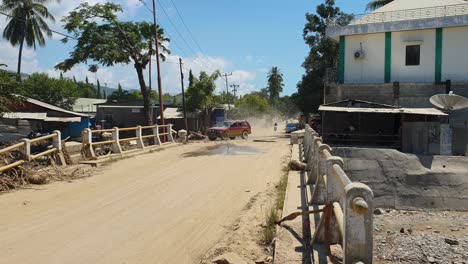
[[0, 128, 290, 264]]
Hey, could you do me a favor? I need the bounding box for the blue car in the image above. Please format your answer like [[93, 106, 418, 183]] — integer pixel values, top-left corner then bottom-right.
[[285, 123, 300, 133]]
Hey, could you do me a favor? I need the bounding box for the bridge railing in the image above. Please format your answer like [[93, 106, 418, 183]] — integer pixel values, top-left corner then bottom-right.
[[0, 131, 64, 173], [302, 124, 373, 263], [81, 124, 176, 159]]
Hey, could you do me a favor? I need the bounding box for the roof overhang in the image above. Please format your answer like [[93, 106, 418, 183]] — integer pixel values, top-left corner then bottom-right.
[[327, 14, 468, 39], [319, 106, 448, 116], [2, 112, 82, 122]]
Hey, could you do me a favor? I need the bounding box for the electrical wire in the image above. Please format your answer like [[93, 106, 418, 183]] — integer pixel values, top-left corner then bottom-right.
[[166, 0, 204, 53]]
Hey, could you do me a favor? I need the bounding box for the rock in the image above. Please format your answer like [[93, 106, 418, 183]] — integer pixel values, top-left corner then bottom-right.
[[444, 238, 459, 246], [426, 226, 432, 229], [289, 160, 306, 171], [212, 253, 254, 264], [374, 208, 385, 215], [400, 228, 405, 233], [427, 256, 436, 263]]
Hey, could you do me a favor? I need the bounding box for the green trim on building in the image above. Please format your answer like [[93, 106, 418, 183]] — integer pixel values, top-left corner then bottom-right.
[[384, 32, 392, 83], [435, 28, 443, 84], [338, 36, 345, 84]]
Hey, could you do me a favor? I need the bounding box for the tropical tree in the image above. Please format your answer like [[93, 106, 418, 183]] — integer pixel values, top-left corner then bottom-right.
[[185, 70, 221, 131], [22, 73, 79, 110], [267, 66, 283, 106], [234, 93, 270, 117], [0, 69, 23, 114], [366, 0, 393, 11], [96, 79, 102, 98], [108, 83, 131, 101], [56, 2, 170, 125], [293, 0, 353, 114], [1, 0, 58, 81]]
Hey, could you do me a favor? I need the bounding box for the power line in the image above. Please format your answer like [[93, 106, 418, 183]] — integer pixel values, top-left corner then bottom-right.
[[166, 0, 204, 53], [139, 0, 188, 57], [155, 0, 198, 55], [0, 11, 77, 40]]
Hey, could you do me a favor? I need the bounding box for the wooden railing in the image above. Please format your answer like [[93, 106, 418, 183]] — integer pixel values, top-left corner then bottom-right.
[[0, 131, 64, 173], [302, 124, 374, 263], [81, 124, 177, 159]]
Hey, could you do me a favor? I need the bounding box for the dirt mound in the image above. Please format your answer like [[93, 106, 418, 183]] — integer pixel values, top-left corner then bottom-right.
[[333, 147, 468, 210]]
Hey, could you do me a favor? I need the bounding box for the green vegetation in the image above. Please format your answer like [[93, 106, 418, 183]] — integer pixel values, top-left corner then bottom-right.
[[185, 70, 221, 129], [0, 69, 22, 114], [23, 73, 79, 109], [1, 0, 58, 81], [267, 66, 283, 107], [262, 156, 290, 245], [56, 2, 170, 125], [292, 0, 353, 114]]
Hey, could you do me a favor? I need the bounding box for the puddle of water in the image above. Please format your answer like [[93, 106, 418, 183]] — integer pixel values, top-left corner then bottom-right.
[[182, 143, 262, 157]]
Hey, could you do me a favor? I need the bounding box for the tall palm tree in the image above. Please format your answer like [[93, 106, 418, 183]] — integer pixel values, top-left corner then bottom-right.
[[1, 0, 58, 81], [267, 66, 284, 106], [366, 0, 393, 11]]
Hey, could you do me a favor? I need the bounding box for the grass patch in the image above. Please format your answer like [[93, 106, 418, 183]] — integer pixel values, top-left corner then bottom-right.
[[263, 207, 279, 244], [262, 156, 290, 245]]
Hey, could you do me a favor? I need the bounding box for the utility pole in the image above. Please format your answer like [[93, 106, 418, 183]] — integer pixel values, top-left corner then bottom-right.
[[221, 73, 232, 118], [230, 84, 239, 99], [151, 0, 165, 139], [179, 58, 188, 133], [148, 41, 152, 91]]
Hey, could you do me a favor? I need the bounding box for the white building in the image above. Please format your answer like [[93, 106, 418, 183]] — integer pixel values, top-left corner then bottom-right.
[[323, 0, 468, 155], [327, 0, 468, 84]]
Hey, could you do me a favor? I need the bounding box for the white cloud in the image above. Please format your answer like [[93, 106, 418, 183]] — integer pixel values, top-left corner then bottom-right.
[[0, 42, 40, 73]]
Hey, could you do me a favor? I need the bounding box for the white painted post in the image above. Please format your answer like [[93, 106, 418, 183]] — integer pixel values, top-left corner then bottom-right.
[[20, 139, 31, 162], [52, 130, 62, 152], [168, 124, 175, 143], [153, 125, 162, 146], [325, 156, 345, 203], [136, 126, 145, 149], [112, 127, 123, 154], [343, 183, 374, 264], [83, 128, 95, 158]]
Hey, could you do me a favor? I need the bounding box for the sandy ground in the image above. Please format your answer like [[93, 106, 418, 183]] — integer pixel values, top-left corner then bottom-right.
[[0, 127, 290, 264]]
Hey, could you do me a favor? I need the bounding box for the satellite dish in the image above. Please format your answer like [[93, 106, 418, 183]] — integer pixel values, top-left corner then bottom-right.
[[430, 92, 468, 110]]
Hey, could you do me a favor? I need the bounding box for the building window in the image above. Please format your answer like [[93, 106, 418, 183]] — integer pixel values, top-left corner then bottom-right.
[[405, 45, 420, 66]]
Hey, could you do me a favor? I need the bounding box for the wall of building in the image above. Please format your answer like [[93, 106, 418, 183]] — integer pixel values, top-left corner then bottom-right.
[[339, 26, 468, 84], [391, 29, 436, 83], [442, 26, 468, 82], [344, 33, 385, 83]]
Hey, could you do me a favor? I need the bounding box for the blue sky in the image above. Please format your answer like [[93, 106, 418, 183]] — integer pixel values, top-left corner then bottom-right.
[[0, 0, 370, 96]]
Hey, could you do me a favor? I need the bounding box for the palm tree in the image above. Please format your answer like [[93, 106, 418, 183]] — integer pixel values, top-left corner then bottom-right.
[[267, 66, 284, 106], [366, 0, 393, 11], [1, 0, 58, 81]]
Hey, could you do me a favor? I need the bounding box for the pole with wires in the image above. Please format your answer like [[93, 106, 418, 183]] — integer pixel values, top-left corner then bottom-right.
[[221, 73, 232, 119], [179, 58, 188, 133], [151, 0, 166, 141]]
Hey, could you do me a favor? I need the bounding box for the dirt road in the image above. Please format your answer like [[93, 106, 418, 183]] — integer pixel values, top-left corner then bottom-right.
[[0, 128, 290, 264]]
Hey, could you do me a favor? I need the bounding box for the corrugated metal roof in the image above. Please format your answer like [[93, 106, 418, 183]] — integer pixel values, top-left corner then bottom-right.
[[73, 98, 107, 113], [44, 117, 82, 122], [2, 112, 47, 120], [319, 106, 448, 116], [25, 97, 88, 117]]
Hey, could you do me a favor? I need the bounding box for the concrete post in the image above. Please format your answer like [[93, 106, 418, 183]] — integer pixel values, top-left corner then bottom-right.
[[112, 127, 123, 154], [153, 125, 162, 146], [343, 182, 374, 264], [20, 139, 31, 161], [136, 126, 145, 149], [178, 129, 188, 144], [52, 130, 62, 152], [82, 128, 95, 158], [326, 156, 345, 203], [310, 144, 331, 205], [168, 124, 175, 143]]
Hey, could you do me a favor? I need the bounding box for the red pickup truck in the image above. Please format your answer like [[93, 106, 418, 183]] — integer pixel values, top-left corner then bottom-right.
[[208, 120, 252, 140]]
